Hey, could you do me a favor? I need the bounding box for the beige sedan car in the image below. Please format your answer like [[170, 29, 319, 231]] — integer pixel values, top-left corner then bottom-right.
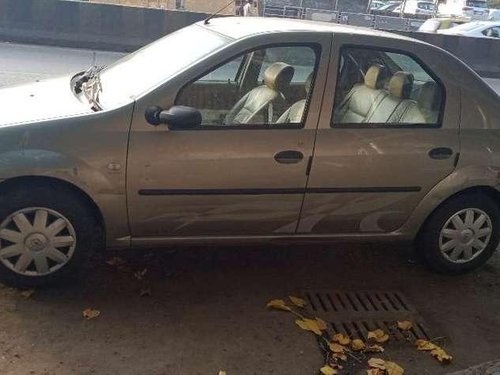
[[0, 17, 499, 287]]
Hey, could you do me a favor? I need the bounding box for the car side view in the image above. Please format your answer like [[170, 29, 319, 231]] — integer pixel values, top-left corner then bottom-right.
[[0, 17, 499, 287]]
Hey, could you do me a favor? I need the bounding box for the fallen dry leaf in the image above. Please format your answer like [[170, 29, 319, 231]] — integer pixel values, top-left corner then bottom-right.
[[289, 296, 306, 308], [431, 347, 453, 363], [139, 287, 151, 297], [415, 339, 439, 351], [218, 372, 227, 375], [368, 357, 386, 370], [332, 352, 347, 361], [328, 342, 347, 354], [366, 369, 384, 375], [134, 268, 148, 280], [364, 344, 385, 353], [320, 365, 338, 375], [316, 317, 328, 331], [397, 320, 413, 331], [20, 289, 35, 299], [351, 339, 366, 351], [296, 318, 323, 335], [385, 361, 405, 375], [367, 329, 389, 343], [266, 299, 291, 312], [106, 256, 126, 267], [332, 333, 351, 346], [82, 308, 100, 320]]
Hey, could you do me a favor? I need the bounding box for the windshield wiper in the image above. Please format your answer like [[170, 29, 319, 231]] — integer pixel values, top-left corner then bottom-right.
[[73, 65, 105, 111]]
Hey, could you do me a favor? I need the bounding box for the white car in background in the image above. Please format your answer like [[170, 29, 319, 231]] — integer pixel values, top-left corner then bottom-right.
[[438, 0, 489, 20], [489, 9, 500, 20], [393, 1, 435, 15], [370, 0, 387, 10], [437, 20, 500, 37]]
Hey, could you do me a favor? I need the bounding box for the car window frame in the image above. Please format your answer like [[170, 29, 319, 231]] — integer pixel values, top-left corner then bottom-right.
[[330, 44, 447, 130], [173, 42, 322, 131]]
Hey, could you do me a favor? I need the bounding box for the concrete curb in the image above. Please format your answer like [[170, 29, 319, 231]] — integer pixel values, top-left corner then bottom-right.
[[447, 360, 500, 375]]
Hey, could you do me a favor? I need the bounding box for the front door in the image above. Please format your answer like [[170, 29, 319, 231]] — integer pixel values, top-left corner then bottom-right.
[[299, 36, 461, 235], [126, 34, 332, 237]]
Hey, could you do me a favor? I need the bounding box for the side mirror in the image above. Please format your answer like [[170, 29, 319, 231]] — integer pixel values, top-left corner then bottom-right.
[[145, 105, 202, 130]]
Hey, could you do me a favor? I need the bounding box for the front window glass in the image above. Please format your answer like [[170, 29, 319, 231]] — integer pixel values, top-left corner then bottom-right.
[[176, 45, 319, 128], [98, 24, 228, 108], [332, 47, 444, 126], [467, 0, 487, 7]]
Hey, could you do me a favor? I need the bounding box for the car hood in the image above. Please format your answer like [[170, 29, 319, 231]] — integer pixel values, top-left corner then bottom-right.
[[0, 75, 92, 127]]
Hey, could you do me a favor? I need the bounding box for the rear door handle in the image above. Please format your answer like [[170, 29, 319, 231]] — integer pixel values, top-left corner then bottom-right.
[[274, 150, 304, 164], [428, 147, 453, 160]]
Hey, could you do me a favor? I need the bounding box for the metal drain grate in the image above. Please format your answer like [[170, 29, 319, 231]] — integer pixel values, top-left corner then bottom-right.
[[302, 290, 431, 342]]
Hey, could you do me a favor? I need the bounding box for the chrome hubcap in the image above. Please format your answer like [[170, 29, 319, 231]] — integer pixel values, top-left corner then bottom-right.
[[0, 208, 76, 276], [439, 208, 492, 264]]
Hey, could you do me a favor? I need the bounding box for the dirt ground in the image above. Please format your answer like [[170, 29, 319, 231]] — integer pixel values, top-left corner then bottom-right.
[[0, 242, 499, 375]]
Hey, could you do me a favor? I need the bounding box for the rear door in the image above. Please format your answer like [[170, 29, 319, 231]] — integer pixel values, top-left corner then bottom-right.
[[298, 34, 460, 235]]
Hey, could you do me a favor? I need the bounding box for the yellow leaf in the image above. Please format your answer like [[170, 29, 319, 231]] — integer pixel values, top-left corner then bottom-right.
[[296, 318, 322, 335], [367, 329, 389, 343], [415, 339, 438, 351], [366, 369, 384, 375], [431, 348, 453, 363], [351, 339, 366, 351], [364, 344, 385, 353], [315, 318, 328, 331], [289, 296, 307, 308], [368, 357, 386, 370], [218, 372, 227, 375], [320, 365, 338, 375], [266, 299, 291, 312], [82, 308, 100, 320], [328, 342, 346, 354], [332, 333, 351, 345], [20, 289, 35, 299], [397, 320, 413, 331], [385, 361, 405, 375]]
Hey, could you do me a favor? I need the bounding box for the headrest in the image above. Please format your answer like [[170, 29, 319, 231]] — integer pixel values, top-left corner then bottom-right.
[[264, 62, 295, 92], [364, 65, 382, 89], [388, 71, 414, 99], [304, 72, 313, 95], [418, 81, 439, 110]]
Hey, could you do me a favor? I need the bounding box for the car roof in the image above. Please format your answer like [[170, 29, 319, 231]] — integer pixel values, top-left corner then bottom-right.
[[201, 16, 424, 43]]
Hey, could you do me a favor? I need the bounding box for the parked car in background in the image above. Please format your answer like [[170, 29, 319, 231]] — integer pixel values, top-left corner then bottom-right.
[[438, 20, 500, 37], [418, 17, 469, 32], [370, 0, 387, 10], [0, 17, 499, 287], [371, 2, 400, 15], [395, 0, 436, 15], [439, 0, 489, 20], [489, 8, 500, 20]]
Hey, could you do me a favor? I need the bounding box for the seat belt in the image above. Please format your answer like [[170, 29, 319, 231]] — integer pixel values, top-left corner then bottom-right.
[[268, 103, 274, 124]]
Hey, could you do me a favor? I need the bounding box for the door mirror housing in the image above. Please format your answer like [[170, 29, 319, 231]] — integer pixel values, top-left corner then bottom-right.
[[145, 105, 202, 130]]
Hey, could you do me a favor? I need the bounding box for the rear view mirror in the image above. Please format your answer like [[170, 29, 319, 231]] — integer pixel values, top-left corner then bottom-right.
[[145, 105, 202, 130]]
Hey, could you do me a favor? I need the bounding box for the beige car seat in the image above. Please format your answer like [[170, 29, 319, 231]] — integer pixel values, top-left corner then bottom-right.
[[224, 62, 294, 125], [276, 72, 313, 124]]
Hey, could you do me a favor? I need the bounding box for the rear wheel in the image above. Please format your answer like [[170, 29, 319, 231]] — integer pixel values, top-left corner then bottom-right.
[[418, 193, 500, 275], [0, 184, 102, 287]]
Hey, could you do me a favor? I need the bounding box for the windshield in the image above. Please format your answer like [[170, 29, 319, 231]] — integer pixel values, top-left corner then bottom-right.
[[97, 24, 229, 108]]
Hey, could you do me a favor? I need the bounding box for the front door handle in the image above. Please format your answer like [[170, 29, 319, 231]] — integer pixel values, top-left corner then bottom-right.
[[428, 147, 453, 160], [274, 150, 304, 164]]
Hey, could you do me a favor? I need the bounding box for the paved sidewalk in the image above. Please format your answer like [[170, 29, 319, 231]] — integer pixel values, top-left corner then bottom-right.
[[448, 360, 500, 375]]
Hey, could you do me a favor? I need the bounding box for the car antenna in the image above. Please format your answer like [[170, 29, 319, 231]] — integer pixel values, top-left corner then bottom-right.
[[204, 0, 236, 25]]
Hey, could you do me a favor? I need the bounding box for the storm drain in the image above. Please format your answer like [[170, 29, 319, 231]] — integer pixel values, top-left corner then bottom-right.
[[301, 290, 431, 342]]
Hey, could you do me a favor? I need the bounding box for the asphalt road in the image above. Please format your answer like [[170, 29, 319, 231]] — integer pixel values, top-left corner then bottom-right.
[[0, 41, 500, 375]]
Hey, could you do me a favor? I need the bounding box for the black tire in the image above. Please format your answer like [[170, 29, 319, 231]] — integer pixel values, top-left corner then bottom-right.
[[417, 193, 500, 275], [0, 183, 102, 288]]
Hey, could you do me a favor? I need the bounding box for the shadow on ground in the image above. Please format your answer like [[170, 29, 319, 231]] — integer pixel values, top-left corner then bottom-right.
[[1, 243, 499, 374]]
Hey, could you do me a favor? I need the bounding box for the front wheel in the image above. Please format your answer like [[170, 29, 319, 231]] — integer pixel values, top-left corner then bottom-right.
[[418, 193, 500, 275], [0, 184, 101, 287]]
